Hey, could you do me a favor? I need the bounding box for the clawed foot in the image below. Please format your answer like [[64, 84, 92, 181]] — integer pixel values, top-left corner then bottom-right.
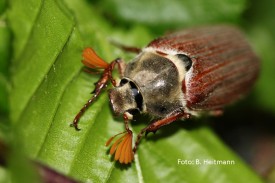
[[70, 123, 81, 131]]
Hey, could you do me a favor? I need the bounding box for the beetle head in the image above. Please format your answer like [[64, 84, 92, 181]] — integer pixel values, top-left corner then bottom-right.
[[109, 78, 143, 115]]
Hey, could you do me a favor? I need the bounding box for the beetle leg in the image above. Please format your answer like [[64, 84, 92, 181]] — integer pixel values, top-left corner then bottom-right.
[[133, 111, 191, 153], [110, 39, 142, 54], [70, 58, 125, 131], [83, 68, 102, 75]]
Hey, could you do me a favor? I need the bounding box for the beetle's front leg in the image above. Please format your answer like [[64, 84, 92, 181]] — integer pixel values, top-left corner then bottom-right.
[[71, 58, 125, 131], [133, 111, 191, 153]]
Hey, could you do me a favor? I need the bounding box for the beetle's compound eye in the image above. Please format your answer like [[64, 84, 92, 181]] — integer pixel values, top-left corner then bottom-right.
[[129, 81, 143, 112], [120, 78, 129, 86], [176, 54, 192, 71]]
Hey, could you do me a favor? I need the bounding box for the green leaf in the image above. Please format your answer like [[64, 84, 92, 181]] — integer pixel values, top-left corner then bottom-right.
[[0, 0, 10, 114], [8, 0, 76, 123], [0, 24, 10, 113], [244, 0, 275, 113], [6, 0, 267, 182], [97, 0, 246, 28]]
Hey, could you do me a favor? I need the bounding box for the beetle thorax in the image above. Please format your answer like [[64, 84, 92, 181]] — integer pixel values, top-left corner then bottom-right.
[[109, 51, 189, 118]]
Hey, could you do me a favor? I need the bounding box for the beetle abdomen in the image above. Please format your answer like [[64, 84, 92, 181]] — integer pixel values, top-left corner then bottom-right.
[[148, 25, 260, 110]]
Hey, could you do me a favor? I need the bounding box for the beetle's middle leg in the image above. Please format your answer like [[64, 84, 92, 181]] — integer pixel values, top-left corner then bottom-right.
[[133, 110, 191, 153], [110, 39, 142, 54]]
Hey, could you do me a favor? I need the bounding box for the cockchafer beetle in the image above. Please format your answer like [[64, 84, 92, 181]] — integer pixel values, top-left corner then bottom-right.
[[71, 25, 260, 164]]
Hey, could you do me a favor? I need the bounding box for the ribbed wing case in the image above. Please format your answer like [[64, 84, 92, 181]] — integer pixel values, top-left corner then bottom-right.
[[147, 25, 260, 111]]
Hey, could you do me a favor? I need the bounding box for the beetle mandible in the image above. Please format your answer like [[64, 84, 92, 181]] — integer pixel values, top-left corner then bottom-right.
[[71, 25, 260, 164]]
